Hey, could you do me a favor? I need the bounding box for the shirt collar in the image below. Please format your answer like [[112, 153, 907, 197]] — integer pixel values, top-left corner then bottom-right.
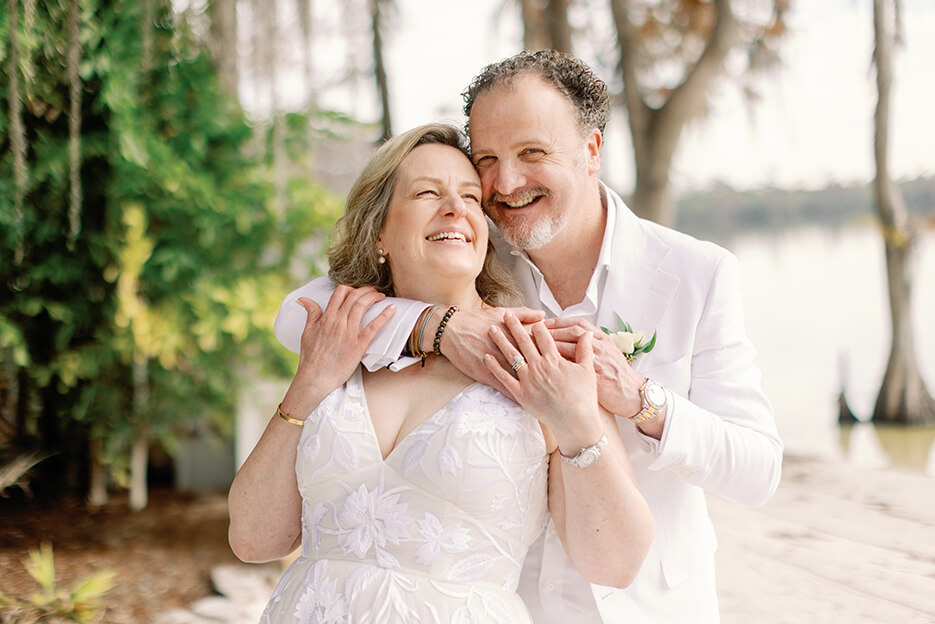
[[510, 185, 615, 317]]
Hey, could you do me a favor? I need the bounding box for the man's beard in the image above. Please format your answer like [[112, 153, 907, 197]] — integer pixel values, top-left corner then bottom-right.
[[486, 186, 566, 250], [494, 211, 567, 250]]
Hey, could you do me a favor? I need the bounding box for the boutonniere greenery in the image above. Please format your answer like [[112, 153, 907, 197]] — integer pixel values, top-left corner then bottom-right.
[[601, 314, 657, 364]]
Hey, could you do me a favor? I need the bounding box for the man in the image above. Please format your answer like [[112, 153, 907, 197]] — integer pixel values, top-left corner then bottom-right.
[[275, 50, 782, 622]]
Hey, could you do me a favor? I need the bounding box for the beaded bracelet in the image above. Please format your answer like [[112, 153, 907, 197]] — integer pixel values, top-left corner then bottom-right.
[[433, 305, 459, 356], [277, 403, 305, 426]]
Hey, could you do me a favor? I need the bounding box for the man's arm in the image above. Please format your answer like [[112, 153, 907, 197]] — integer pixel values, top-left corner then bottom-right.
[[273, 277, 428, 371], [640, 252, 782, 507], [274, 277, 545, 378], [547, 252, 782, 508]]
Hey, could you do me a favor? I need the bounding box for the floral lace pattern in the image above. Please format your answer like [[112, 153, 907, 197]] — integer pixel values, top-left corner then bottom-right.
[[260, 367, 549, 624]]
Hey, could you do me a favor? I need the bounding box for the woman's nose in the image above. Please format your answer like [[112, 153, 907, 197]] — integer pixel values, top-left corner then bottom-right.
[[441, 193, 468, 218]]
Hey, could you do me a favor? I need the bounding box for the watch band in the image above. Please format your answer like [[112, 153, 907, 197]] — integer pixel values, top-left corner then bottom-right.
[[559, 433, 608, 468], [630, 379, 666, 425]]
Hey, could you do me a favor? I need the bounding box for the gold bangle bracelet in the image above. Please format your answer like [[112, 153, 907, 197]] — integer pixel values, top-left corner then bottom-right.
[[277, 403, 305, 427]]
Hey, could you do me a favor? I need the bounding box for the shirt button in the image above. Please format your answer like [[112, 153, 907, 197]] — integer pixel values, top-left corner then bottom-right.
[[545, 583, 556, 592]]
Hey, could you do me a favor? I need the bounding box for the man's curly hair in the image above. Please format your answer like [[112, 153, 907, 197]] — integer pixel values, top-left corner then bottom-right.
[[461, 50, 610, 139]]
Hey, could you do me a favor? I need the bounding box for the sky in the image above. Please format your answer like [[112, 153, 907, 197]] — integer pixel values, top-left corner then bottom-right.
[[368, 0, 935, 193]]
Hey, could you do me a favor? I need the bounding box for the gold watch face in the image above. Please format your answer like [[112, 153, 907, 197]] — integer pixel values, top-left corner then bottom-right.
[[644, 382, 666, 409]]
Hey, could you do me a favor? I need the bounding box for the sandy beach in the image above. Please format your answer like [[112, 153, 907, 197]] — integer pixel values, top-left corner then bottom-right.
[[708, 455, 935, 624]]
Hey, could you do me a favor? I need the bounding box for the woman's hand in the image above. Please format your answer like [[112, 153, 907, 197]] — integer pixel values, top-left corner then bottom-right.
[[282, 286, 395, 419], [484, 312, 603, 450]]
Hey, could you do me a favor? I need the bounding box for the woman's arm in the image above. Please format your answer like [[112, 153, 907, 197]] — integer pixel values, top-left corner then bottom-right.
[[228, 287, 395, 563], [486, 314, 653, 588]]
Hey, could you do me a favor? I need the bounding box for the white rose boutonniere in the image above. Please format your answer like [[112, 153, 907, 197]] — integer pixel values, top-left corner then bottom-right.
[[601, 314, 656, 364]]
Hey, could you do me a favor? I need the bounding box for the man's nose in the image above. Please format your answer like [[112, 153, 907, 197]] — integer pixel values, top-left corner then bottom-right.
[[490, 160, 524, 197]]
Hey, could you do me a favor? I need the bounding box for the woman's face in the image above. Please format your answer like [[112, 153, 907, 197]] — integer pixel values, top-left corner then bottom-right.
[[377, 143, 488, 301]]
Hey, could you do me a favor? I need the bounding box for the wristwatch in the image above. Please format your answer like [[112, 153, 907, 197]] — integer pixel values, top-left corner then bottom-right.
[[560, 433, 608, 469], [631, 379, 667, 425]]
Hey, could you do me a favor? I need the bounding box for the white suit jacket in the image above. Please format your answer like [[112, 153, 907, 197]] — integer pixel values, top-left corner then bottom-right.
[[501, 185, 782, 622], [273, 184, 783, 623]]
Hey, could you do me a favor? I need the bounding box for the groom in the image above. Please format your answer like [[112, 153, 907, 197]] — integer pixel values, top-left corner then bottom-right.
[[275, 50, 782, 622]]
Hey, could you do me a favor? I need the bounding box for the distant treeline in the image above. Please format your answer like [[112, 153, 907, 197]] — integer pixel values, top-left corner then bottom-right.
[[672, 175, 935, 244]]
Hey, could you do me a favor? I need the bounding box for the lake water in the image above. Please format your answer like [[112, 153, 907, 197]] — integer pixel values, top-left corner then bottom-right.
[[728, 224, 935, 476]]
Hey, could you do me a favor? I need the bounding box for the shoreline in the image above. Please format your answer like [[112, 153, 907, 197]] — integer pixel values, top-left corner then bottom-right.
[[708, 454, 935, 623]]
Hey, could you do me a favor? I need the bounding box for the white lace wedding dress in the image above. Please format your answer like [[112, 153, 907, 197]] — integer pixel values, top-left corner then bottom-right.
[[259, 366, 550, 624]]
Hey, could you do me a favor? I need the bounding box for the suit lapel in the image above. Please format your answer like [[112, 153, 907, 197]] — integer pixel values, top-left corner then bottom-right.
[[598, 185, 679, 373]]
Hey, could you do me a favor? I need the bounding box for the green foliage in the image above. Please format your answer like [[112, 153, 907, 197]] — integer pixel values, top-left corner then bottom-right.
[[0, 543, 116, 623], [0, 0, 343, 497]]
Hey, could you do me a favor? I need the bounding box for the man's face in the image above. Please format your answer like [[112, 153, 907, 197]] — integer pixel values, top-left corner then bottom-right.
[[468, 74, 600, 250]]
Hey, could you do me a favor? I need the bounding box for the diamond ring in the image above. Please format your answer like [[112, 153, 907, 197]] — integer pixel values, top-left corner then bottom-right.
[[510, 354, 527, 372]]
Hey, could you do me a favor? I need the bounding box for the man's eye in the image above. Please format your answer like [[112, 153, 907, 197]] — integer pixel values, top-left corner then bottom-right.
[[521, 148, 543, 157], [473, 156, 495, 168]]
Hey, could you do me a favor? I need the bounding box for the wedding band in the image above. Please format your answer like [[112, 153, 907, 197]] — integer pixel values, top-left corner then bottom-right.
[[511, 354, 527, 372]]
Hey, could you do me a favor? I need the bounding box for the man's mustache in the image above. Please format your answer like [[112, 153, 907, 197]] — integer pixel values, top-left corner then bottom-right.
[[485, 186, 553, 211]]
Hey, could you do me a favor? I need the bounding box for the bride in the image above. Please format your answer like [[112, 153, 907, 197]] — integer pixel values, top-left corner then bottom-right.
[[228, 123, 653, 623]]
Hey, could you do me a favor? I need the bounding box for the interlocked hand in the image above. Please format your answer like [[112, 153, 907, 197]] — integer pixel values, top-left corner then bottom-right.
[[544, 317, 644, 418], [484, 312, 600, 439]]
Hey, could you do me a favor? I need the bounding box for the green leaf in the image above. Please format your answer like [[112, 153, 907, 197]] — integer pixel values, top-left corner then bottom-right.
[[600, 326, 611, 334], [71, 569, 116, 603], [643, 331, 657, 353], [24, 543, 55, 592]]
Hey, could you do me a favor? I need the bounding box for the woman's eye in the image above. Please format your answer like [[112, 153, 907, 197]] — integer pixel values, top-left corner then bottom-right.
[[463, 193, 480, 203], [417, 189, 439, 197]]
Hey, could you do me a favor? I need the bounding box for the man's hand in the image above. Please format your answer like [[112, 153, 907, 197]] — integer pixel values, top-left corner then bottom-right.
[[431, 305, 545, 398], [544, 317, 644, 419]]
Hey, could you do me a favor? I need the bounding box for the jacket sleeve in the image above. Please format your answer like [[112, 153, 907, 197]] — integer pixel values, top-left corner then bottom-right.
[[272, 277, 429, 371], [644, 252, 783, 508]]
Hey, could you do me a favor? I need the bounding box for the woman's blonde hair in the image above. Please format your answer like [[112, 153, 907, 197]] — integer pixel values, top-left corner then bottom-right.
[[327, 123, 520, 307]]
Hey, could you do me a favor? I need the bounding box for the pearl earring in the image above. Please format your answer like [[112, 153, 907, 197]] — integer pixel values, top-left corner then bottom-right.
[[377, 249, 386, 264]]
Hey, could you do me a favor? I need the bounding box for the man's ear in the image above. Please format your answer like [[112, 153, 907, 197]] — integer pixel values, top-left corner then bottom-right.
[[586, 128, 602, 176]]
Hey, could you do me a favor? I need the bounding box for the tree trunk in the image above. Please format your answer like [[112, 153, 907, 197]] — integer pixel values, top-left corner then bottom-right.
[[129, 430, 149, 510], [88, 436, 109, 506], [248, 0, 269, 157], [630, 140, 678, 228], [870, 0, 935, 425], [66, 0, 83, 249], [611, 0, 737, 226], [7, 0, 27, 264], [297, 0, 314, 108], [129, 357, 149, 510], [297, 0, 316, 179], [521, 0, 572, 53], [370, 0, 392, 143], [208, 0, 239, 97]]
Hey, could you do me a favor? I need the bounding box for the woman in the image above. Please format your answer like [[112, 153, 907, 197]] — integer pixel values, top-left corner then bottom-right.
[[228, 124, 653, 623]]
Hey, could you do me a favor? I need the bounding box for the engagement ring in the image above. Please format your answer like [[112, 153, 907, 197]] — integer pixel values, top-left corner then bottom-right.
[[511, 354, 527, 372]]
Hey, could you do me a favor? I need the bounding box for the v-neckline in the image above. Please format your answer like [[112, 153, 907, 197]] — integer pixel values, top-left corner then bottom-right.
[[352, 366, 483, 463]]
